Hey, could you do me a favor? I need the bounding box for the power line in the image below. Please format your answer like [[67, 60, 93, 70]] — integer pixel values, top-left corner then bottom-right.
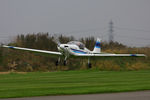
[[115, 33, 150, 41], [115, 27, 150, 33]]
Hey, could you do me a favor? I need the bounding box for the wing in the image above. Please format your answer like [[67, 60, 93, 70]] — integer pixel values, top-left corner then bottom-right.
[[3, 45, 62, 56], [73, 53, 146, 57]]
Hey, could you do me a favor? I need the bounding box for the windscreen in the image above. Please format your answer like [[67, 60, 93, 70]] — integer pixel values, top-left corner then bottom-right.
[[68, 41, 85, 49]]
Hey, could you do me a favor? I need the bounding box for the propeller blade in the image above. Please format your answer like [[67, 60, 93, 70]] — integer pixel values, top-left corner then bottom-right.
[[53, 36, 61, 46]]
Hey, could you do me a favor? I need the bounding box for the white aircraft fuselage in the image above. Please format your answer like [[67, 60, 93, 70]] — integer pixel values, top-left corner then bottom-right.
[[58, 44, 91, 56]]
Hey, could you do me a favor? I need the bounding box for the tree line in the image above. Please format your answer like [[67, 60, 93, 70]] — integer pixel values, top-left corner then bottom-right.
[[0, 32, 149, 72]]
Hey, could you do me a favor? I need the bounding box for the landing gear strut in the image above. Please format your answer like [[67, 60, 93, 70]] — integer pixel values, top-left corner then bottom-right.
[[63, 56, 67, 66]]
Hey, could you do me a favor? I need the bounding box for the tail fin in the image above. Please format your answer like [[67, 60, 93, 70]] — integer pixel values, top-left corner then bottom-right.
[[92, 38, 101, 53]]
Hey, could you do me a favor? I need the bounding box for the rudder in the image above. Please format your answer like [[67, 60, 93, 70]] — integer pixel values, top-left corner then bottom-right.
[[92, 38, 101, 53]]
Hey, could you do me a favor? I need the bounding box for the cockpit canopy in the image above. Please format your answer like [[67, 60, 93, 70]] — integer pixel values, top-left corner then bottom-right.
[[67, 41, 85, 49]]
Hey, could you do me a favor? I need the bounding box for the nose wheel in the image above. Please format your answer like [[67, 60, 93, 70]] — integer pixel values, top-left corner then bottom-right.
[[55, 56, 68, 66], [55, 57, 60, 66]]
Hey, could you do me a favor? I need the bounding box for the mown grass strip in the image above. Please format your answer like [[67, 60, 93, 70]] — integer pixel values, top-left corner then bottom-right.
[[0, 70, 150, 98]]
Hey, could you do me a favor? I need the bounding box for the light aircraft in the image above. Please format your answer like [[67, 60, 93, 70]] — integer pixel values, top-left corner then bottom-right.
[[3, 38, 146, 68]]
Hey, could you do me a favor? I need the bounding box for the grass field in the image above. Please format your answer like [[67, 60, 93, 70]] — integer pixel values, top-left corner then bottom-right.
[[0, 70, 150, 98]]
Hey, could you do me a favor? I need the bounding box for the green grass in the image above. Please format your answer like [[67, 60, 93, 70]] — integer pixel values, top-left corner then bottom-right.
[[0, 70, 150, 98]]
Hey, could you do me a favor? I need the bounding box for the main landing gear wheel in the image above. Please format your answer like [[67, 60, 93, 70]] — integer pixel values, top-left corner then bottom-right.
[[88, 63, 92, 68], [87, 58, 92, 68], [55, 60, 59, 66]]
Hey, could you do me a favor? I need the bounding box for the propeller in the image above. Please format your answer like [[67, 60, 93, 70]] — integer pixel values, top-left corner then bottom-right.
[[52, 35, 61, 47]]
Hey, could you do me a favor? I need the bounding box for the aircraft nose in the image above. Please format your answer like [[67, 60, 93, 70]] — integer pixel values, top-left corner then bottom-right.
[[60, 44, 64, 48], [60, 44, 68, 49]]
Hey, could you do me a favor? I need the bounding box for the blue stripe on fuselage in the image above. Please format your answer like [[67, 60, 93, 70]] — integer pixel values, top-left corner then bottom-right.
[[130, 54, 137, 56], [71, 48, 87, 54], [95, 46, 101, 48]]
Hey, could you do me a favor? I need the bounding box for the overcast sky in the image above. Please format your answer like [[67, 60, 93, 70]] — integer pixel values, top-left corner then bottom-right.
[[0, 0, 150, 47]]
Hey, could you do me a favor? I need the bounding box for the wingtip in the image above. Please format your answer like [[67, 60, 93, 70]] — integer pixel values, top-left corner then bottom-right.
[[138, 54, 147, 57], [2, 45, 14, 49], [2, 45, 7, 47]]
